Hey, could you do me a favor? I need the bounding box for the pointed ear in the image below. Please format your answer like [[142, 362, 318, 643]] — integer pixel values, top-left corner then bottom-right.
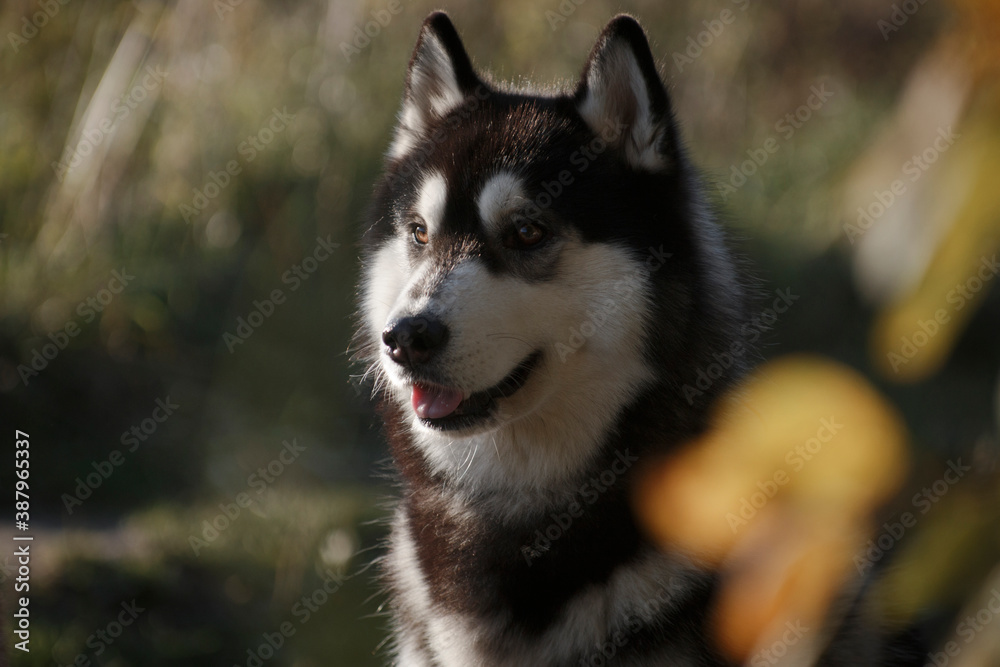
[[575, 16, 676, 171], [389, 12, 483, 159]]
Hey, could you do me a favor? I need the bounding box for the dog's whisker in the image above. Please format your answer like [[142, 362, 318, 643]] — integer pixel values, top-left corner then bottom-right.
[[456, 440, 479, 485], [485, 333, 535, 350], [490, 435, 501, 463]]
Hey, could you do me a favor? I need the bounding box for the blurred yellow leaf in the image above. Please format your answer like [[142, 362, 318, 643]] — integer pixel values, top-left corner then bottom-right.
[[634, 355, 909, 661]]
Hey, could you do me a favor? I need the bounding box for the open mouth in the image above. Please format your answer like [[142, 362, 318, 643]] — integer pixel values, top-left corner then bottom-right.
[[411, 351, 542, 431]]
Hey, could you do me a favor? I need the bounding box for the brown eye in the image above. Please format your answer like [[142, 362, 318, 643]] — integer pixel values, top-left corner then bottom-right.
[[509, 221, 548, 249], [412, 224, 429, 245]]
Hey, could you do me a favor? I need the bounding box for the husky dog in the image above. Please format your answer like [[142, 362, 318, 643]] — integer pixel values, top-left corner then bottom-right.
[[356, 12, 905, 667]]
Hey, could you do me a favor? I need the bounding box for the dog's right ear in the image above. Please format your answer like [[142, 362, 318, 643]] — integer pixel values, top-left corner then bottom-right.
[[575, 16, 676, 172], [388, 12, 483, 159]]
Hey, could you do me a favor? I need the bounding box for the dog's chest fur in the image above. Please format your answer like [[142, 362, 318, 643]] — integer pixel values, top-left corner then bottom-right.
[[378, 392, 733, 666], [385, 463, 723, 666]]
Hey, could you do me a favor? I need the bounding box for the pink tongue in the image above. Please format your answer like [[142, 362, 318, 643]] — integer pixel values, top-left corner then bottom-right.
[[411, 384, 464, 420]]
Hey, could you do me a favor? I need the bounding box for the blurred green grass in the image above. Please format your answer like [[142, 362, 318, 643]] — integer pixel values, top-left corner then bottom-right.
[[12, 489, 389, 666]]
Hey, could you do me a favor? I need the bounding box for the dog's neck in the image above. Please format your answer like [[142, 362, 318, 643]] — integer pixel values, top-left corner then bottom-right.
[[384, 403, 632, 514], [381, 378, 713, 521]]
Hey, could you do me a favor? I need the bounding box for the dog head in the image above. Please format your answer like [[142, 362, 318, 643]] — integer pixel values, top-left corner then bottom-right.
[[358, 13, 740, 491]]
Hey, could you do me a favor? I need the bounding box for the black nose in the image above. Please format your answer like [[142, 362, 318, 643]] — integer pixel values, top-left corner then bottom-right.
[[382, 315, 449, 367]]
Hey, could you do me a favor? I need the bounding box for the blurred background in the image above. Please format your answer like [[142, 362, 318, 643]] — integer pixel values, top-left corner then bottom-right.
[[0, 0, 998, 665]]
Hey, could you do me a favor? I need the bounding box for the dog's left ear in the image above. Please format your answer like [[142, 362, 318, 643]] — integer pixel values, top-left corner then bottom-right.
[[575, 16, 676, 171], [389, 12, 484, 159]]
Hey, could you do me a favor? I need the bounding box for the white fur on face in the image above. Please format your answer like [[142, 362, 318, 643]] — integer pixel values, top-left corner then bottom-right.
[[415, 171, 448, 237], [362, 172, 448, 363], [362, 234, 410, 361], [476, 171, 527, 234], [578, 44, 665, 171], [397, 241, 655, 500], [388, 32, 466, 160]]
